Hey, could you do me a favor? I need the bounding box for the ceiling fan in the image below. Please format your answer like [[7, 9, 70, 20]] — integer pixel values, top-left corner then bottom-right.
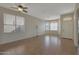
[[11, 4, 28, 13]]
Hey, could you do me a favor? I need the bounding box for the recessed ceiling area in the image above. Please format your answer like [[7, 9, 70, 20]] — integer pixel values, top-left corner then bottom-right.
[[0, 3, 75, 20]]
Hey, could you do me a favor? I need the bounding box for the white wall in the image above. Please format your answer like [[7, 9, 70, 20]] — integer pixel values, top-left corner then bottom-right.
[[0, 7, 45, 44], [73, 3, 79, 47], [60, 12, 74, 39]]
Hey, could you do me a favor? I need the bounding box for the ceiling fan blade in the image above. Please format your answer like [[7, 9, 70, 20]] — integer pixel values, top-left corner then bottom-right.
[[23, 10, 28, 13], [18, 5, 28, 9], [23, 7, 28, 9]]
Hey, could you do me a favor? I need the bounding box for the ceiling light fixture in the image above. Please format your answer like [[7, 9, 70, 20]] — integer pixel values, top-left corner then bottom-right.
[[18, 7, 23, 12]]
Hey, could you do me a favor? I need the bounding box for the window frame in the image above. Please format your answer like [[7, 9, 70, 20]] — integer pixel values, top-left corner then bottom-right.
[[3, 13, 25, 33]]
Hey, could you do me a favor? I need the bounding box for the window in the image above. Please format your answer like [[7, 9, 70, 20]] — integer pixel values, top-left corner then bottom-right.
[[4, 13, 24, 33], [4, 14, 15, 33], [16, 16, 24, 32], [45, 22, 50, 31], [50, 22, 58, 31], [45, 22, 58, 31]]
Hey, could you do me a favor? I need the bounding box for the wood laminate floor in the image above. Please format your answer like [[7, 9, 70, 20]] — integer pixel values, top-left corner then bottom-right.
[[0, 35, 77, 55]]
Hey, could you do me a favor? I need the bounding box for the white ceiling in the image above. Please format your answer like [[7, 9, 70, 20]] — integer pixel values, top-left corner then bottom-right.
[[0, 3, 75, 20]]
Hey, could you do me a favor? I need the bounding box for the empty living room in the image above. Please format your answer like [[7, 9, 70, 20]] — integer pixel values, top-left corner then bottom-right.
[[0, 2, 79, 57]]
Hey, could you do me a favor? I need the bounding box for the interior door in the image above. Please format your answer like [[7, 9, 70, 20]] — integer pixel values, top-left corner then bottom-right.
[[61, 17, 73, 39]]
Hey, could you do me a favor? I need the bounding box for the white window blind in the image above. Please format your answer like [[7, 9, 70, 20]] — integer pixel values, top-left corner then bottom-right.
[[45, 22, 50, 31], [4, 13, 25, 33], [16, 16, 25, 32], [50, 22, 58, 31], [4, 14, 15, 33]]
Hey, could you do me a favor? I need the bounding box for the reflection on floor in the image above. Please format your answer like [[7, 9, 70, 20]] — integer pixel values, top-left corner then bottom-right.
[[0, 35, 77, 55]]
